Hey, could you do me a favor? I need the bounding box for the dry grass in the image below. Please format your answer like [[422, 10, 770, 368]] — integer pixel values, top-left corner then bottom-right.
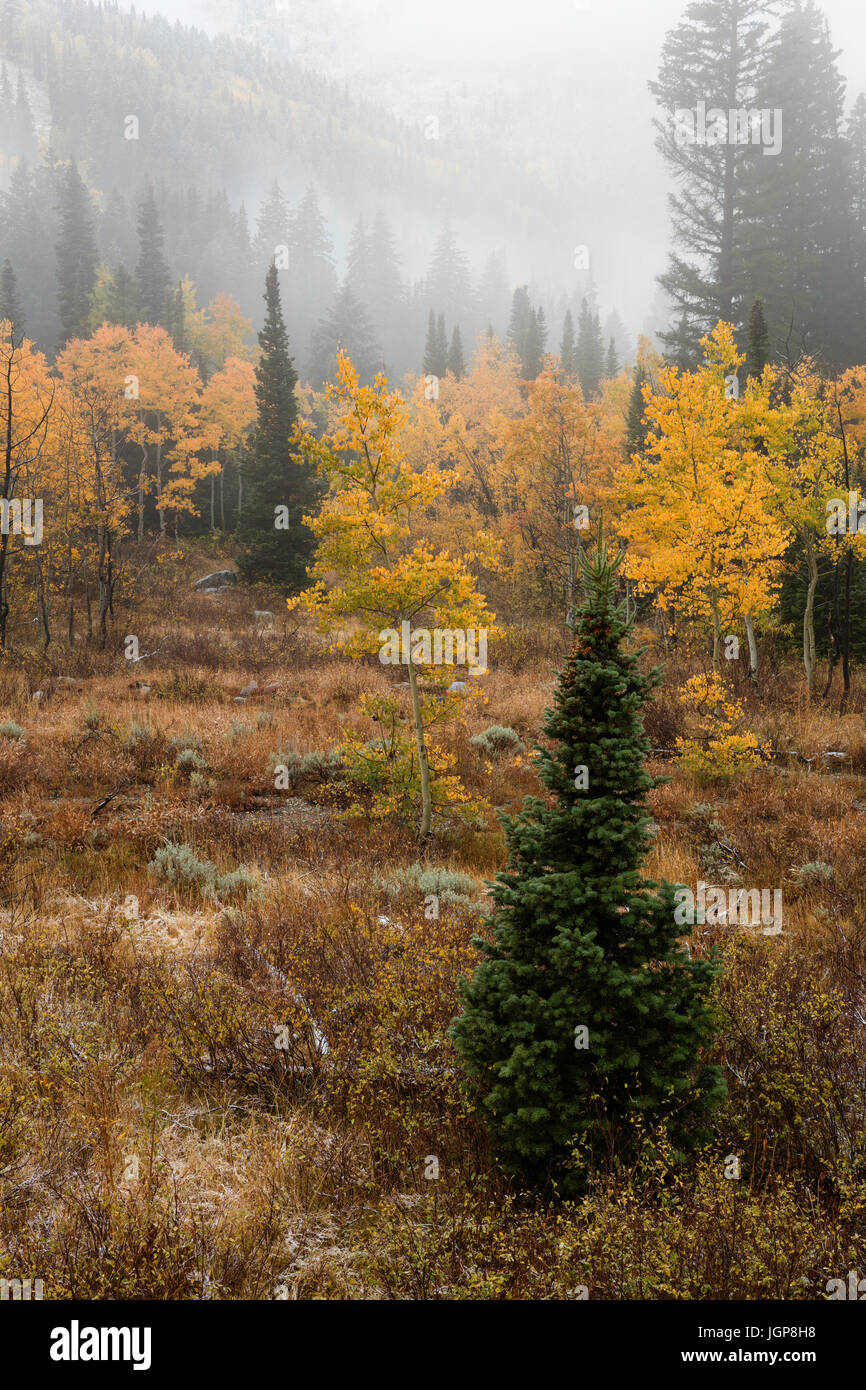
[[1, 544, 865, 1298]]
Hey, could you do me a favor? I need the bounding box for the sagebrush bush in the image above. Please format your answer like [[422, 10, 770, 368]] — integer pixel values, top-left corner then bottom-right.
[[469, 725, 524, 757], [147, 840, 259, 901]]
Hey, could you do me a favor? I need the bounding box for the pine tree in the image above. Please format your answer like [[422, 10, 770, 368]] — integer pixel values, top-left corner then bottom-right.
[[0, 258, 24, 342], [560, 307, 576, 374], [237, 263, 318, 589], [624, 363, 649, 462], [447, 323, 465, 379], [508, 285, 532, 365], [135, 185, 171, 326], [451, 536, 725, 1195], [423, 310, 441, 376], [308, 280, 381, 389], [605, 336, 620, 379], [426, 219, 473, 329], [522, 306, 542, 380], [56, 157, 98, 346], [575, 297, 605, 399], [253, 179, 289, 267], [107, 263, 140, 329], [168, 281, 188, 356], [650, 0, 775, 362], [744, 297, 770, 379], [741, 3, 861, 366]]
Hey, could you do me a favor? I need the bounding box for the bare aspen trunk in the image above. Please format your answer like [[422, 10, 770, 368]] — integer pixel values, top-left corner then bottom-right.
[[407, 650, 432, 841], [803, 543, 819, 697], [744, 612, 758, 685]]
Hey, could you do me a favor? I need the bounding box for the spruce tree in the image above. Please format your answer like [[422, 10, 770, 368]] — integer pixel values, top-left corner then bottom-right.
[[107, 263, 140, 330], [308, 280, 381, 389], [423, 310, 440, 376], [560, 307, 576, 374], [744, 297, 770, 379], [575, 297, 605, 399], [508, 285, 532, 364], [605, 335, 620, 379], [135, 185, 171, 326], [237, 263, 318, 590], [451, 536, 724, 1195], [56, 158, 98, 346], [447, 323, 466, 379], [0, 258, 24, 342], [624, 363, 649, 462]]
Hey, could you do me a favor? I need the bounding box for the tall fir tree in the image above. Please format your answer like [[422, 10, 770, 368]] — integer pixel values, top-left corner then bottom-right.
[[508, 285, 532, 365], [650, 0, 775, 363], [605, 335, 620, 379], [55, 157, 98, 347], [447, 323, 466, 379], [451, 536, 725, 1194], [624, 363, 649, 462], [560, 307, 576, 374], [237, 263, 318, 589], [0, 258, 24, 342], [741, 2, 862, 366], [308, 280, 381, 389], [135, 185, 171, 327], [423, 309, 441, 376], [744, 297, 770, 379], [575, 297, 605, 399]]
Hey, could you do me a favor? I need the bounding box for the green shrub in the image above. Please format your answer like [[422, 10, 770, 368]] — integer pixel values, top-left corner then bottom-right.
[[0, 722, 24, 740]]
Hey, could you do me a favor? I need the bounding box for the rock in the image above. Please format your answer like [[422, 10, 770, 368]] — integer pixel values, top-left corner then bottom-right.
[[233, 696, 248, 705], [239, 678, 258, 698], [193, 570, 239, 592], [448, 681, 468, 695], [32, 690, 43, 702], [254, 610, 275, 627]]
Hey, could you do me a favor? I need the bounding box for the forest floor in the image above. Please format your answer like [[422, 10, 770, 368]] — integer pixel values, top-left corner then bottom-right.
[[0, 542, 864, 1299]]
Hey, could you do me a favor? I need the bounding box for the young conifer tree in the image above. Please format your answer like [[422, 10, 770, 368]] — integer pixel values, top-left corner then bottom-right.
[[451, 533, 725, 1194]]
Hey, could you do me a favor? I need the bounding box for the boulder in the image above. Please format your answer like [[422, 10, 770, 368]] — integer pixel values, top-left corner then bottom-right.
[[193, 570, 239, 592]]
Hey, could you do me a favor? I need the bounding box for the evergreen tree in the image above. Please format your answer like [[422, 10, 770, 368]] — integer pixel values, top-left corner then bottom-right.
[[451, 536, 725, 1194], [605, 336, 620, 379], [107, 262, 140, 329], [287, 184, 337, 377], [237, 263, 318, 589], [423, 310, 441, 376], [253, 179, 289, 267], [426, 219, 474, 330], [650, 0, 775, 363], [55, 157, 98, 346], [308, 280, 381, 389], [0, 258, 24, 342], [436, 312, 448, 373], [168, 281, 188, 356], [575, 297, 605, 398], [447, 323, 466, 379], [522, 306, 542, 379], [741, 2, 861, 366], [135, 185, 171, 326], [560, 307, 576, 374], [508, 285, 532, 364], [624, 363, 649, 462], [477, 251, 510, 339], [744, 297, 770, 379]]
